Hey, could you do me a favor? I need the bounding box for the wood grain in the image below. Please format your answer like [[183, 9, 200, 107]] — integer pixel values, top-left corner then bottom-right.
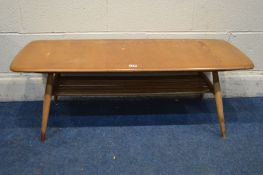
[[52, 74, 213, 96], [213, 71, 226, 137], [40, 73, 53, 142], [10, 39, 254, 73]]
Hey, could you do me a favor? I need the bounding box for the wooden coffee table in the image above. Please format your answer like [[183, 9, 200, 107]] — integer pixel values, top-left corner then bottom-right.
[[10, 39, 254, 142]]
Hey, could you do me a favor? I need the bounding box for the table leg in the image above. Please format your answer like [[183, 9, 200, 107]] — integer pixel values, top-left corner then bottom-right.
[[53, 73, 60, 105], [40, 73, 53, 142], [54, 95, 58, 104], [212, 71, 226, 138]]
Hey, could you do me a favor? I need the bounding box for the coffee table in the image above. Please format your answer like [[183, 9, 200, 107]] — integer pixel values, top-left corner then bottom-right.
[[10, 39, 254, 142]]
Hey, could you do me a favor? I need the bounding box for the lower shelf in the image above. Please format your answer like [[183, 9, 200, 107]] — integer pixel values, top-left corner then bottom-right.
[[53, 74, 213, 96]]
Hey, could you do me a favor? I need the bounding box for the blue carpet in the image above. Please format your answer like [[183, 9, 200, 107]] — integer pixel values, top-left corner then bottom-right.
[[0, 97, 262, 175]]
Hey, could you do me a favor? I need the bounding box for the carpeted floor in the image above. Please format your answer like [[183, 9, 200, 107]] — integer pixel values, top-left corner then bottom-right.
[[0, 97, 262, 175]]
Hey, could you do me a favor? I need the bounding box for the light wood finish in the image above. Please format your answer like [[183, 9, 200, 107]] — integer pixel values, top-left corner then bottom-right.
[[40, 73, 53, 142], [9, 39, 255, 142], [213, 71, 226, 137], [10, 39, 254, 73]]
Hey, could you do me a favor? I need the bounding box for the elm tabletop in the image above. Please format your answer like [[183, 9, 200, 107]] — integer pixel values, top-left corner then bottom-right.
[[10, 39, 253, 72]]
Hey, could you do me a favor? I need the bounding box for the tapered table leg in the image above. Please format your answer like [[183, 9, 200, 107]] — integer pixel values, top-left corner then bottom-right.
[[41, 73, 53, 142], [53, 73, 59, 105], [212, 71, 226, 138], [54, 95, 58, 104]]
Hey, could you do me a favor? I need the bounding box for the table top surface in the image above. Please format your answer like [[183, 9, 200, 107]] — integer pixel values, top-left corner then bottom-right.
[[10, 39, 254, 73]]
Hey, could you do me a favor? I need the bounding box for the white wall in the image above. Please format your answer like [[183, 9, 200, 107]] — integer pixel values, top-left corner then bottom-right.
[[0, 0, 263, 101]]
